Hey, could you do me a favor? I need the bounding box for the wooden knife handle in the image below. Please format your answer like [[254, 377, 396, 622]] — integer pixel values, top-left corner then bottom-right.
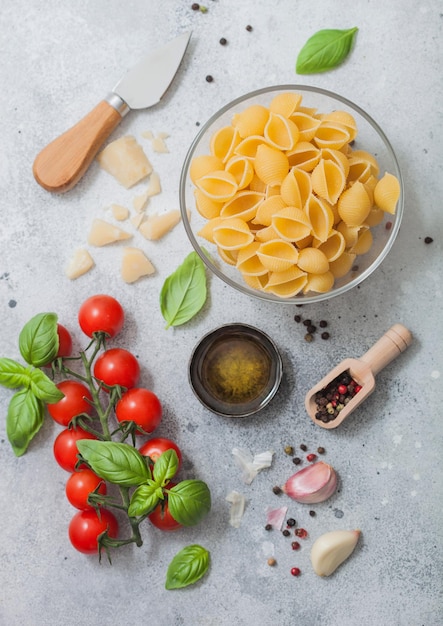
[[33, 101, 122, 193]]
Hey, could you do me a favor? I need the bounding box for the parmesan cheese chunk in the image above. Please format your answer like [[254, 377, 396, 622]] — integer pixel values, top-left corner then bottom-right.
[[138, 210, 181, 241], [121, 247, 155, 283], [88, 218, 132, 246], [146, 171, 162, 197], [65, 248, 95, 279], [152, 136, 169, 153], [111, 204, 129, 221], [97, 136, 152, 188], [131, 213, 145, 230], [133, 189, 150, 213]]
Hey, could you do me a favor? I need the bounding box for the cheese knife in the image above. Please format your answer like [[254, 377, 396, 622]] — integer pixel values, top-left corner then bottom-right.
[[33, 31, 191, 193]]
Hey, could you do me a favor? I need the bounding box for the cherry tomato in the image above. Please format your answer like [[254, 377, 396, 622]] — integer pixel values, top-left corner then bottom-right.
[[53, 427, 97, 472], [139, 437, 182, 469], [47, 380, 93, 427], [148, 484, 182, 532], [115, 388, 162, 434], [69, 508, 118, 554], [93, 348, 140, 390], [66, 469, 107, 510], [78, 294, 124, 338], [43, 324, 73, 367]]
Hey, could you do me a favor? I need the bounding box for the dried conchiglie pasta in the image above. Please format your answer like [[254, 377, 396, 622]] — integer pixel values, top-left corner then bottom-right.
[[269, 92, 303, 117], [265, 266, 308, 298], [255, 224, 280, 243], [365, 206, 385, 227], [321, 148, 350, 178], [254, 144, 289, 187], [197, 217, 225, 243], [305, 195, 334, 243], [232, 105, 270, 138], [249, 174, 267, 193], [264, 113, 299, 151], [194, 189, 223, 219], [217, 246, 238, 266], [196, 169, 238, 202], [286, 141, 321, 172], [297, 247, 329, 274], [236, 241, 268, 276], [336, 220, 360, 247], [213, 217, 254, 250], [348, 150, 380, 180], [257, 239, 299, 272], [281, 167, 312, 208], [225, 155, 255, 189], [295, 234, 314, 249], [242, 272, 269, 291], [314, 229, 346, 262], [190, 155, 223, 184], [234, 135, 271, 159], [220, 190, 265, 222], [252, 194, 287, 227], [350, 227, 373, 255], [210, 125, 241, 162], [272, 206, 312, 242], [374, 172, 400, 214], [314, 122, 350, 150], [321, 111, 358, 142], [337, 181, 372, 226], [311, 159, 346, 205], [304, 270, 335, 294], [329, 251, 356, 278], [289, 111, 321, 142]]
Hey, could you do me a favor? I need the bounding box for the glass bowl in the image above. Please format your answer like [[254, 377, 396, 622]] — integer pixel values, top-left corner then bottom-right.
[[179, 85, 404, 304]]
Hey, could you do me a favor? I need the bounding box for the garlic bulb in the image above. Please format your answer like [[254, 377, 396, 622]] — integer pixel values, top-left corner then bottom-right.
[[311, 529, 361, 576], [282, 461, 337, 503]]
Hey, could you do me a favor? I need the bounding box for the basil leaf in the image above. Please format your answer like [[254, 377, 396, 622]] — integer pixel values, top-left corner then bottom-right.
[[160, 252, 207, 329], [6, 388, 44, 456], [128, 481, 161, 517], [29, 368, 64, 403], [19, 313, 59, 367], [77, 440, 151, 486], [167, 480, 211, 526], [153, 449, 179, 486], [296, 27, 358, 74], [0, 358, 30, 389], [165, 545, 210, 590]]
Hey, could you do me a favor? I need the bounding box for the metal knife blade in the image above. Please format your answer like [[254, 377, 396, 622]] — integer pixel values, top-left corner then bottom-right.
[[33, 32, 191, 193]]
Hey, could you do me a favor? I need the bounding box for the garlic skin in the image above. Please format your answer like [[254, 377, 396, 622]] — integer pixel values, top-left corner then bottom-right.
[[311, 530, 361, 576], [282, 461, 337, 503]]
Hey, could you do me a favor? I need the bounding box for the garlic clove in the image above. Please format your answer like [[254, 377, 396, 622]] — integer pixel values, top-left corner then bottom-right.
[[311, 529, 361, 576], [282, 461, 337, 503]]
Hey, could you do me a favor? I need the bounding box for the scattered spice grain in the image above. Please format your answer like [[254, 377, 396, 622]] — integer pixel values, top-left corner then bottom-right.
[[424, 236, 433, 244], [205, 75, 214, 83]]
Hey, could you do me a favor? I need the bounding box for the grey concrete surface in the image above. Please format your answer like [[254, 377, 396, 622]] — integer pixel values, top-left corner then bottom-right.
[[0, 2, 442, 625]]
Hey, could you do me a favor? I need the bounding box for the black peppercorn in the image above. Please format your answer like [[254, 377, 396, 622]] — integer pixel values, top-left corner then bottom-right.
[[282, 529, 291, 537], [294, 315, 301, 323], [319, 320, 328, 328], [292, 457, 301, 465], [219, 37, 227, 45], [321, 332, 330, 340], [265, 523, 273, 531], [191, 2, 200, 9], [307, 324, 316, 334], [300, 444, 307, 452], [286, 518, 296, 527], [424, 236, 433, 244], [205, 75, 214, 83], [272, 485, 282, 495], [246, 24, 253, 31]]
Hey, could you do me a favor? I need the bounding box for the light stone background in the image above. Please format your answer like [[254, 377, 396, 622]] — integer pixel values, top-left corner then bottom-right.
[[1, 2, 442, 625]]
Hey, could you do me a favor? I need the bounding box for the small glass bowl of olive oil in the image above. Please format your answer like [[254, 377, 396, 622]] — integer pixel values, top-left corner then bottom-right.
[[188, 324, 283, 417]]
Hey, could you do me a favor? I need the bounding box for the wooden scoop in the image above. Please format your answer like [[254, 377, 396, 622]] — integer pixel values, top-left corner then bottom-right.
[[305, 324, 412, 429]]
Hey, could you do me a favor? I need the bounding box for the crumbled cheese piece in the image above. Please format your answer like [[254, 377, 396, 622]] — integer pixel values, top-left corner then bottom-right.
[[138, 210, 181, 240], [232, 447, 275, 484], [121, 247, 155, 283], [146, 171, 161, 197], [65, 248, 95, 279], [88, 218, 132, 246], [226, 491, 245, 528], [142, 130, 154, 140], [157, 131, 170, 139], [111, 204, 129, 221], [133, 188, 150, 213], [131, 213, 145, 230], [96, 136, 152, 188], [152, 136, 169, 153]]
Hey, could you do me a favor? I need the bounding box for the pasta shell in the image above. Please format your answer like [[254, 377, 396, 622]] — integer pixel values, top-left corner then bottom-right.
[[311, 159, 346, 205], [348, 150, 380, 180], [217, 247, 238, 266], [321, 111, 358, 142], [241, 272, 269, 291], [337, 181, 372, 226], [252, 194, 287, 227], [297, 247, 329, 274], [197, 217, 225, 243], [314, 229, 346, 262], [350, 227, 373, 255], [286, 141, 321, 171], [303, 271, 335, 294], [232, 105, 270, 138], [249, 174, 267, 193], [254, 144, 289, 187], [194, 189, 223, 219], [289, 111, 321, 142], [329, 251, 356, 278], [314, 122, 351, 150], [190, 154, 224, 183], [264, 113, 299, 151], [365, 207, 385, 227], [374, 172, 400, 214], [269, 92, 303, 117], [336, 220, 360, 247], [265, 266, 308, 297], [266, 185, 281, 198], [295, 234, 314, 249], [272, 206, 312, 242], [196, 169, 238, 202], [281, 167, 312, 208], [255, 224, 280, 242], [305, 195, 334, 243], [234, 135, 271, 158], [220, 190, 265, 222], [257, 239, 299, 272], [236, 241, 268, 276], [210, 125, 241, 162], [321, 148, 350, 178], [225, 155, 255, 189], [213, 217, 254, 250]]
